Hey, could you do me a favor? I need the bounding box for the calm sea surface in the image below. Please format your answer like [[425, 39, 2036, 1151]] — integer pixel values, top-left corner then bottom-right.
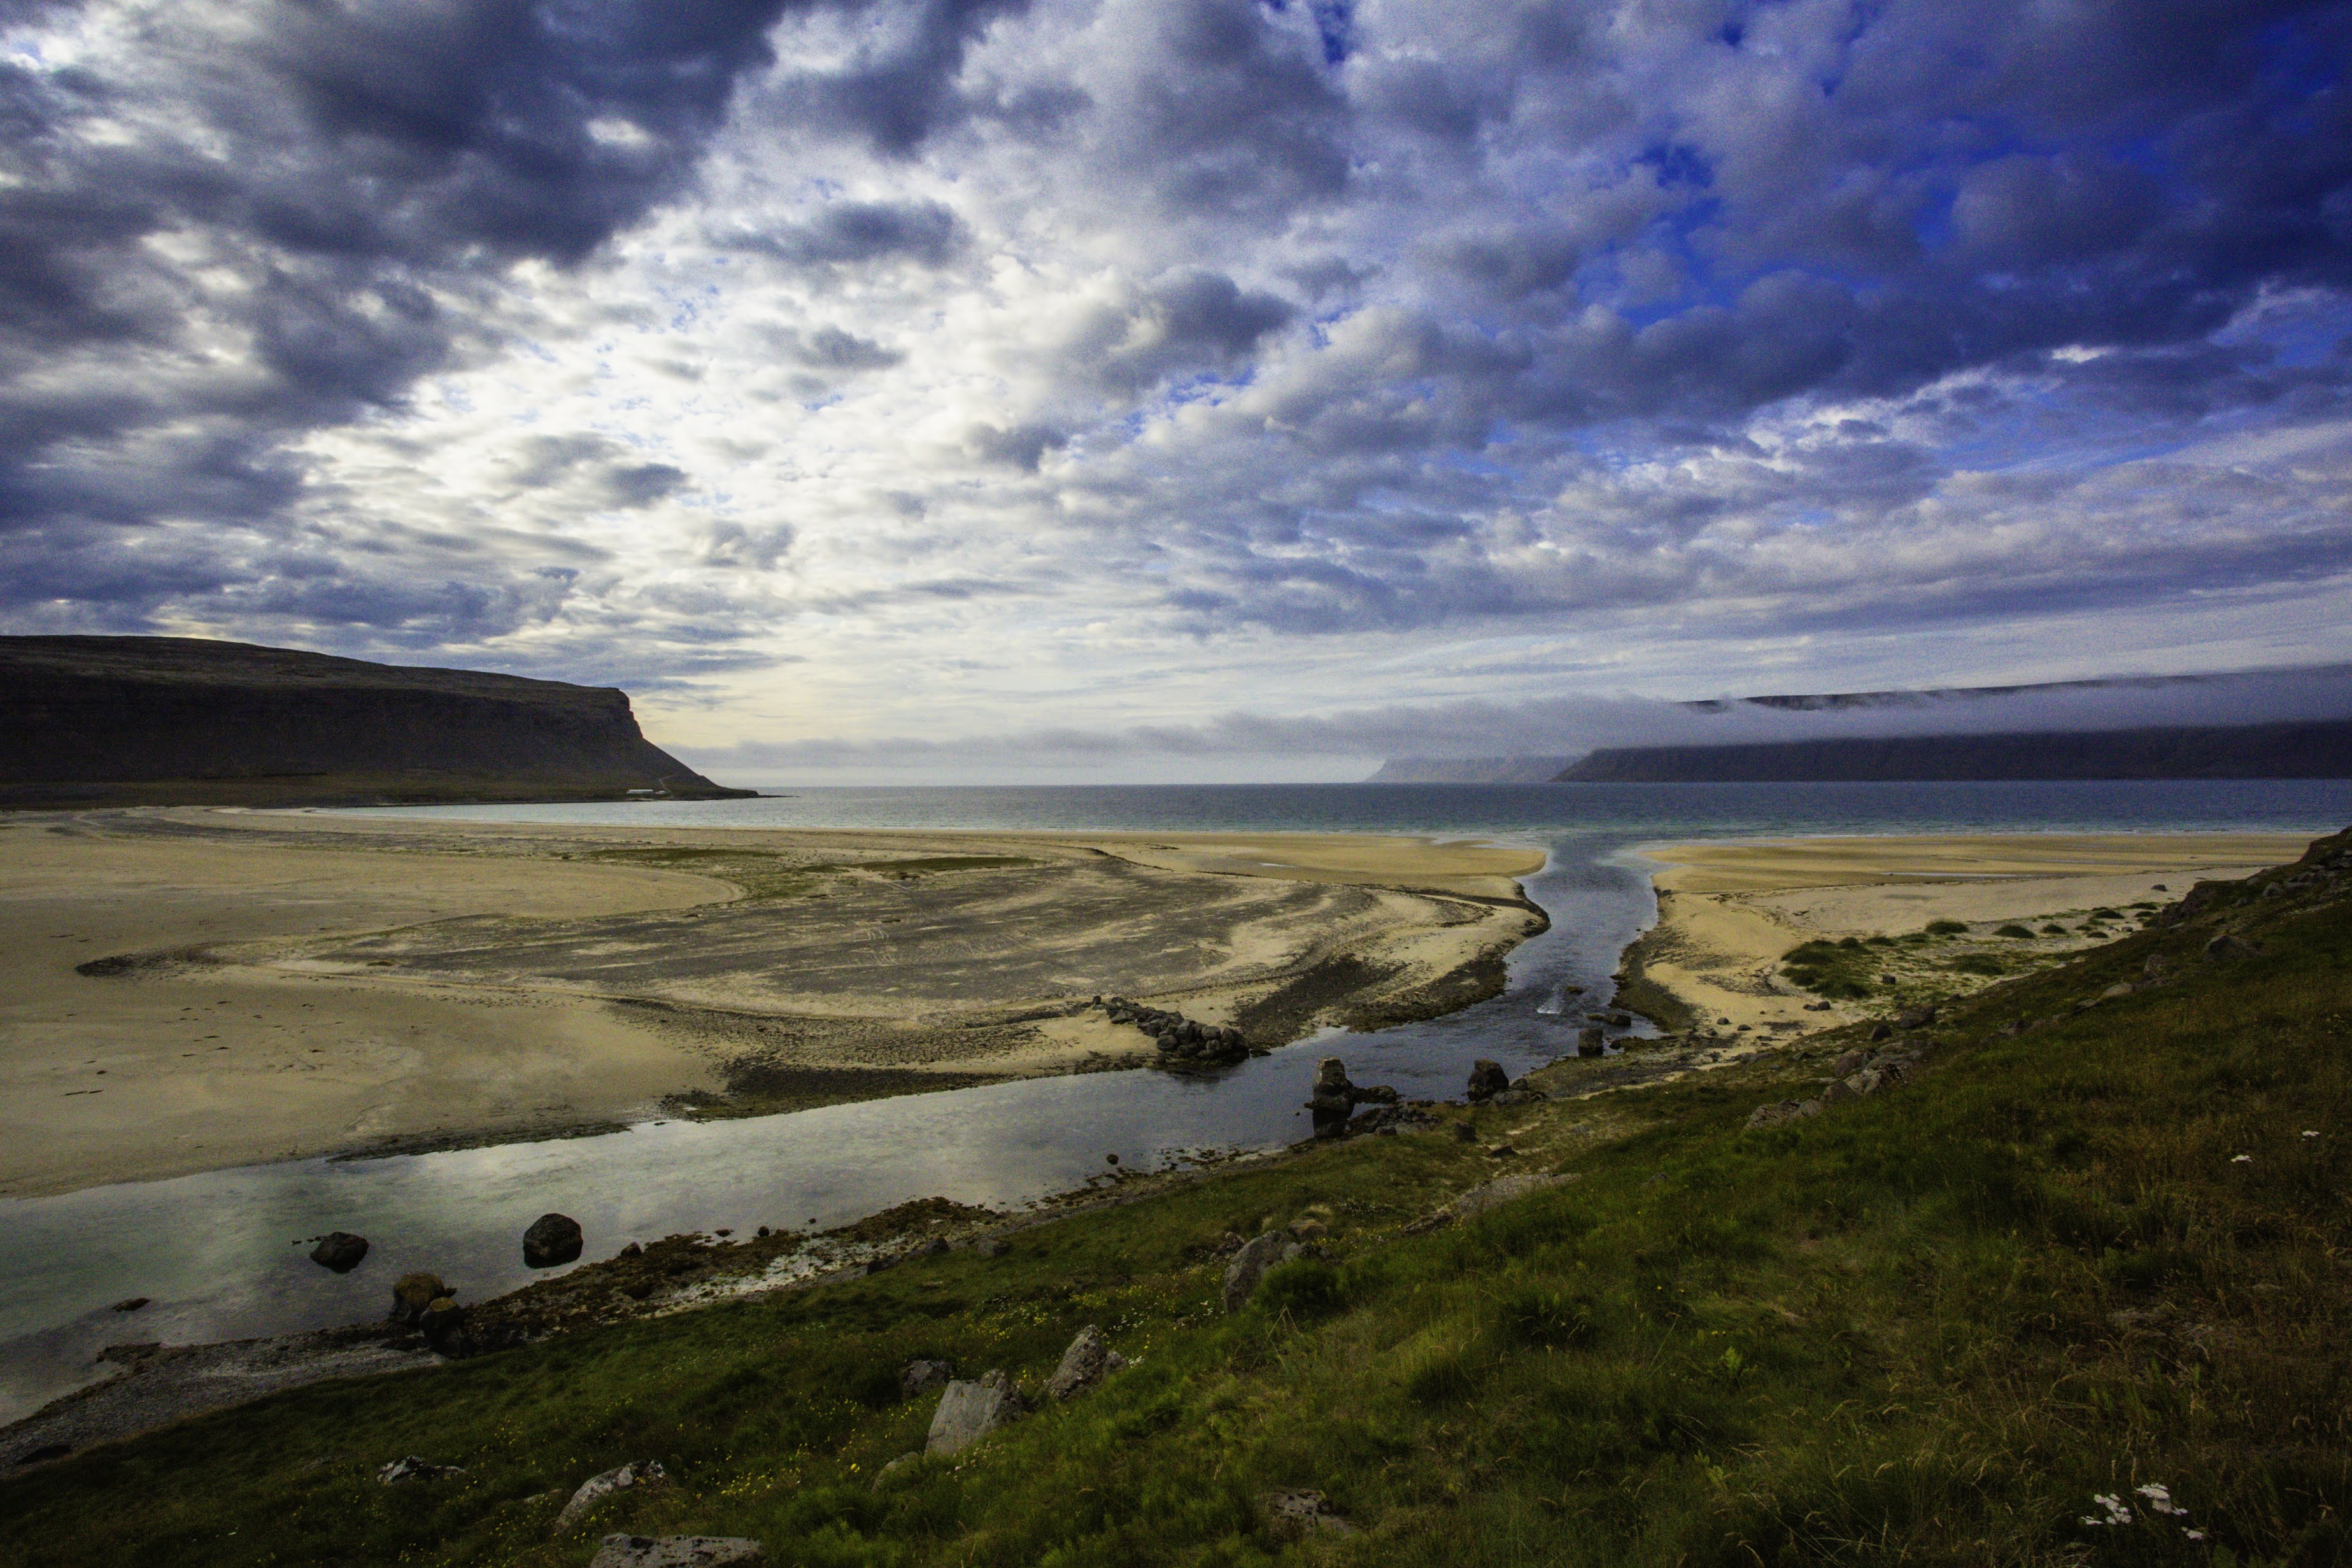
[[3, 780, 2347, 1422]]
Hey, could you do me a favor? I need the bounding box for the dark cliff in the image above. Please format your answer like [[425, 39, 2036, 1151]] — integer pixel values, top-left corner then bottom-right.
[[1554, 717, 2352, 783], [0, 636, 752, 807]]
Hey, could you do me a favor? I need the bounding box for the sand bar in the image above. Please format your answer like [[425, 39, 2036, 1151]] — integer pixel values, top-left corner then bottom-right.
[[0, 809, 1543, 1198], [1632, 831, 2313, 1037]]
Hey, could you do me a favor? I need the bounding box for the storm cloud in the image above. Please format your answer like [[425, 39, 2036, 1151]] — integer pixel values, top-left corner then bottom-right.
[[1, 0, 2348, 771]]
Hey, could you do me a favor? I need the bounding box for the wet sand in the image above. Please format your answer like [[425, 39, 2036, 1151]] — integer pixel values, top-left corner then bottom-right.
[[1634, 832, 2311, 1035], [0, 809, 1543, 1198]]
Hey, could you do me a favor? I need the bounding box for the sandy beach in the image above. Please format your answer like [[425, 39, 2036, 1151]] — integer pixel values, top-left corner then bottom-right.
[[0, 809, 1543, 1199], [1633, 831, 2313, 1036]]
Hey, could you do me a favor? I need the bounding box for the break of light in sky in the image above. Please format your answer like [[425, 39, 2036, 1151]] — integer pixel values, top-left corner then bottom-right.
[[3, 0, 2349, 780]]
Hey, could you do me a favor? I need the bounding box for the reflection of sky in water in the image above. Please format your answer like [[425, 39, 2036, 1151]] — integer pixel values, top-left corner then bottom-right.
[[6, 779, 2348, 1424]]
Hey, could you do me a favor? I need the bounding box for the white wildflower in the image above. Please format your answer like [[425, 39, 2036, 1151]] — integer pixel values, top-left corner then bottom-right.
[[2232, 1154, 2253, 1163], [2186, 1530, 2207, 1541], [2302, 1130, 2320, 1138], [2135, 1483, 2183, 1516]]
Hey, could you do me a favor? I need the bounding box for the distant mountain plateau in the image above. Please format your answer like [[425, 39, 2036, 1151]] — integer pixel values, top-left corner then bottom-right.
[[0, 636, 749, 807]]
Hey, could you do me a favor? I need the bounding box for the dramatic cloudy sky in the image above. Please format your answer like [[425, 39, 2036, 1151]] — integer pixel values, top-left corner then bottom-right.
[[4, 0, 2349, 779]]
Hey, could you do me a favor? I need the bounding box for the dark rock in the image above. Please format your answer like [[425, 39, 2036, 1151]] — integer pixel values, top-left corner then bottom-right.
[[109, 1297, 148, 1313], [926, 1369, 1029, 1456], [523, 1213, 584, 1269], [378, 1455, 465, 1485], [388, 1273, 446, 1327], [2204, 933, 2263, 961], [554, 1459, 669, 1535], [309, 1232, 369, 1273], [1577, 1026, 1605, 1057], [12, 1442, 71, 1467], [1465, 1059, 1510, 1101], [590, 1537, 764, 1568], [1867, 1022, 1893, 1042], [919, 1236, 951, 1257], [420, 1296, 472, 1357], [901, 1360, 954, 1401], [1831, 1049, 1870, 1077], [1045, 1324, 1128, 1400], [1896, 1006, 1936, 1029], [1606, 1012, 1633, 1027], [975, 1238, 1010, 1259], [1452, 1120, 1477, 1143]]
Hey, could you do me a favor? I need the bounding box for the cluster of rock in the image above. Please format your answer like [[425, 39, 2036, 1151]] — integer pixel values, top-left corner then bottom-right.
[[388, 1271, 474, 1358], [1746, 1042, 1922, 1128], [1101, 996, 1252, 1069], [1466, 1058, 1547, 1106], [870, 1323, 1131, 1479], [1305, 1057, 1400, 1138]]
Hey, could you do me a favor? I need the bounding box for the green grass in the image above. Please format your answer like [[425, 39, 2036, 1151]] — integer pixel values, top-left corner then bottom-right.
[[8, 835, 2351, 1566]]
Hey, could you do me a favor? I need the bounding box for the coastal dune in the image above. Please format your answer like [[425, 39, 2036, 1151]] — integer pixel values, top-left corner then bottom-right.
[[0, 809, 1543, 1198]]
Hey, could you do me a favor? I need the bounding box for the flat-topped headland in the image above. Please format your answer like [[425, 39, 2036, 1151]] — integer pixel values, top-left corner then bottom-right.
[[0, 807, 1546, 1197], [0, 635, 750, 808]]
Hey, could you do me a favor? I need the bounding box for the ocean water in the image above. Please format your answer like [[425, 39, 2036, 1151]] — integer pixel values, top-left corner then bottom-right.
[[3, 779, 2346, 1424]]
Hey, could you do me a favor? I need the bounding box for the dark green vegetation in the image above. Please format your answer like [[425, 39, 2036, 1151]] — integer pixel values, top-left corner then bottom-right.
[[8, 831, 2351, 1565], [0, 635, 747, 807], [1780, 935, 1876, 999]]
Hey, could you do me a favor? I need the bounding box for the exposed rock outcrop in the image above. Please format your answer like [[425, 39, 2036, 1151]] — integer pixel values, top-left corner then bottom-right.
[[926, 1370, 1028, 1456], [555, 1460, 669, 1536]]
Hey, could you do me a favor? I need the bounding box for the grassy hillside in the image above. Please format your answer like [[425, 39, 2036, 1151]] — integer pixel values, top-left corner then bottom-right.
[[5, 831, 2349, 1566]]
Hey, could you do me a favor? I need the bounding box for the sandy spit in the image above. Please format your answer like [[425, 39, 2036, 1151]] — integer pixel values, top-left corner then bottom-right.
[[1629, 831, 2313, 1036]]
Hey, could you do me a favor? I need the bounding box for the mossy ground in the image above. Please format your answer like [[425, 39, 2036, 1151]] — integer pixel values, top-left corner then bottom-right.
[[6, 835, 2350, 1567]]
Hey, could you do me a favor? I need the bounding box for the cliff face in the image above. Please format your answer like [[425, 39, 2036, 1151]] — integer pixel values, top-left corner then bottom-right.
[[0, 636, 751, 807], [1554, 717, 2352, 782]]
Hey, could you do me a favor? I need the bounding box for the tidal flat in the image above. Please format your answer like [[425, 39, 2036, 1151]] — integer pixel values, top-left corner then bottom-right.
[[0, 808, 1545, 1199]]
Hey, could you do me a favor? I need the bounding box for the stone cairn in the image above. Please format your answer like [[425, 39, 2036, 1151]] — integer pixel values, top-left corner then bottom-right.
[[1102, 996, 1251, 1070]]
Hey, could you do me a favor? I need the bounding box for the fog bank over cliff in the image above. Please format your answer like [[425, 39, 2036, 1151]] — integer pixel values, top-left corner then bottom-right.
[[681, 665, 2352, 785]]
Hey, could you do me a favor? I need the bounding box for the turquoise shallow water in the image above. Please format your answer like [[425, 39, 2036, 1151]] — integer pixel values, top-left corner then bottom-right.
[[3, 779, 2346, 1423]]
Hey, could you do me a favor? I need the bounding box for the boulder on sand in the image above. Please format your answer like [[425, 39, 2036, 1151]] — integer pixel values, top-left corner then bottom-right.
[[926, 1369, 1029, 1456], [309, 1232, 368, 1273], [523, 1212, 584, 1269]]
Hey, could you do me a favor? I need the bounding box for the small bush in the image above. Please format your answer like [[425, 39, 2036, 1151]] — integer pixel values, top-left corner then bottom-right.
[[1254, 1259, 1345, 1323], [2041, 922, 2067, 935], [1950, 954, 2005, 977], [1925, 919, 1969, 936], [1995, 923, 2034, 938]]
